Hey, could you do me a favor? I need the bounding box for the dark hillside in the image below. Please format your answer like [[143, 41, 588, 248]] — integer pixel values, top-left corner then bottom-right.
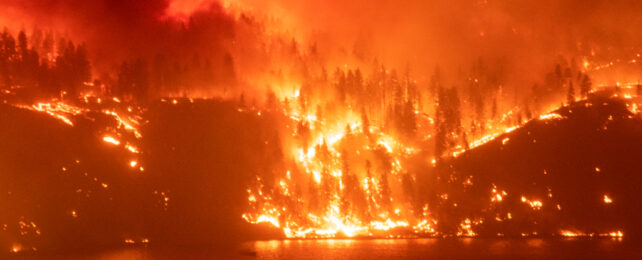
[[425, 96, 642, 237]]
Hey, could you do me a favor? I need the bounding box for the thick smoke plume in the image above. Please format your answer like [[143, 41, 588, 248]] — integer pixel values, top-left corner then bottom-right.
[[234, 0, 642, 82], [0, 0, 235, 76], [3, 0, 642, 95]]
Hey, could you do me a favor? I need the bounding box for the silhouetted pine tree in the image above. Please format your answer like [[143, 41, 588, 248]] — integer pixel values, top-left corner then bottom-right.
[[567, 81, 575, 104], [580, 74, 591, 98]]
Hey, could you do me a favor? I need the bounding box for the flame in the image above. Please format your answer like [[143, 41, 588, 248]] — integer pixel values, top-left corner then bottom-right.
[[539, 113, 563, 121], [560, 230, 584, 237], [239, 60, 642, 238], [103, 136, 121, 146], [490, 186, 507, 202], [6, 82, 634, 241], [10, 243, 21, 253], [16, 101, 88, 126], [521, 196, 543, 210], [6, 46, 641, 242], [608, 231, 624, 237], [126, 145, 139, 153], [242, 99, 436, 238]]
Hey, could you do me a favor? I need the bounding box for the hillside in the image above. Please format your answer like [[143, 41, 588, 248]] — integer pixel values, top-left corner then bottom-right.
[[1, 95, 641, 254], [0, 99, 283, 253], [424, 95, 642, 237]]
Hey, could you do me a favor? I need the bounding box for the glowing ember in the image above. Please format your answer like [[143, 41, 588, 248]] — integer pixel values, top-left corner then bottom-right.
[[521, 196, 543, 210], [539, 113, 563, 121], [609, 231, 624, 238], [10, 243, 21, 253], [126, 145, 139, 153], [103, 136, 121, 145]]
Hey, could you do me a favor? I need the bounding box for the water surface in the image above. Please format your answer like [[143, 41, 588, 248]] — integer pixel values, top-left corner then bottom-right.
[[10, 238, 640, 259]]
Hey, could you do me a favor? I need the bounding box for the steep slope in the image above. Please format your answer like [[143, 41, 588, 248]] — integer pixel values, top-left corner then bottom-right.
[[424, 96, 642, 237], [0, 99, 283, 253]]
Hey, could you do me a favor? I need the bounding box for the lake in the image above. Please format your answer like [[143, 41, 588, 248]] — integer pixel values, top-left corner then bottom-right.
[[9, 238, 641, 259]]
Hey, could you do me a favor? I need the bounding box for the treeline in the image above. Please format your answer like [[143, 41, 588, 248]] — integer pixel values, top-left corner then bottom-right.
[[534, 58, 592, 111], [289, 60, 499, 156], [286, 56, 594, 158], [295, 65, 422, 142], [0, 28, 238, 102], [110, 52, 236, 101], [0, 28, 90, 99], [1, 29, 594, 156]]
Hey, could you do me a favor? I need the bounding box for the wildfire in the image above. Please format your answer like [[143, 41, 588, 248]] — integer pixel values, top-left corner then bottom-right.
[[10, 243, 21, 253], [103, 135, 121, 145], [521, 196, 543, 210], [16, 101, 88, 126], [242, 98, 438, 238], [491, 186, 507, 202], [457, 218, 478, 237], [5, 82, 634, 243], [126, 145, 139, 153], [608, 231, 624, 238], [560, 230, 624, 238], [560, 230, 585, 237], [240, 65, 642, 239], [2, 5, 642, 254], [539, 113, 563, 121], [3, 41, 640, 247]]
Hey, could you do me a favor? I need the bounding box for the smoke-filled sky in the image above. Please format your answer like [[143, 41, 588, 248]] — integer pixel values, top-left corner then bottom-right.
[[0, 0, 235, 74], [235, 0, 642, 79], [2, 0, 642, 85]]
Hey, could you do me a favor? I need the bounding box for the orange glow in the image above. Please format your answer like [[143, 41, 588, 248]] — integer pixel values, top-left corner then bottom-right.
[[126, 145, 139, 153], [609, 231, 624, 237], [10, 243, 21, 253], [103, 136, 121, 146], [164, 0, 217, 22], [521, 196, 543, 210], [539, 113, 563, 121], [240, 70, 642, 238], [2, 3, 641, 247]]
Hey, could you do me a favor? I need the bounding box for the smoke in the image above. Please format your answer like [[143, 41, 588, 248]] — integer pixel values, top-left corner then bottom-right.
[[0, 0, 235, 73], [2, 0, 642, 94], [232, 0, 642, 83]]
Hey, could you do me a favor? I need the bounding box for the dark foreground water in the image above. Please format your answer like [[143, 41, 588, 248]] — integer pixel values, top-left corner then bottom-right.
[[9, 238, 642, 259]]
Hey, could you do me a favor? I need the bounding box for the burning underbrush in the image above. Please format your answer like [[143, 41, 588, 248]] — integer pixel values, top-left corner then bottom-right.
[[429, 96, 642, 238], [243, 94, 642, 239], [0, 97, 282, 252], [0, 92, 640, 253]]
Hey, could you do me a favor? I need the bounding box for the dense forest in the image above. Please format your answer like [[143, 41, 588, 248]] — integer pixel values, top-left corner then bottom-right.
[[0, 27, 602, 160]]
